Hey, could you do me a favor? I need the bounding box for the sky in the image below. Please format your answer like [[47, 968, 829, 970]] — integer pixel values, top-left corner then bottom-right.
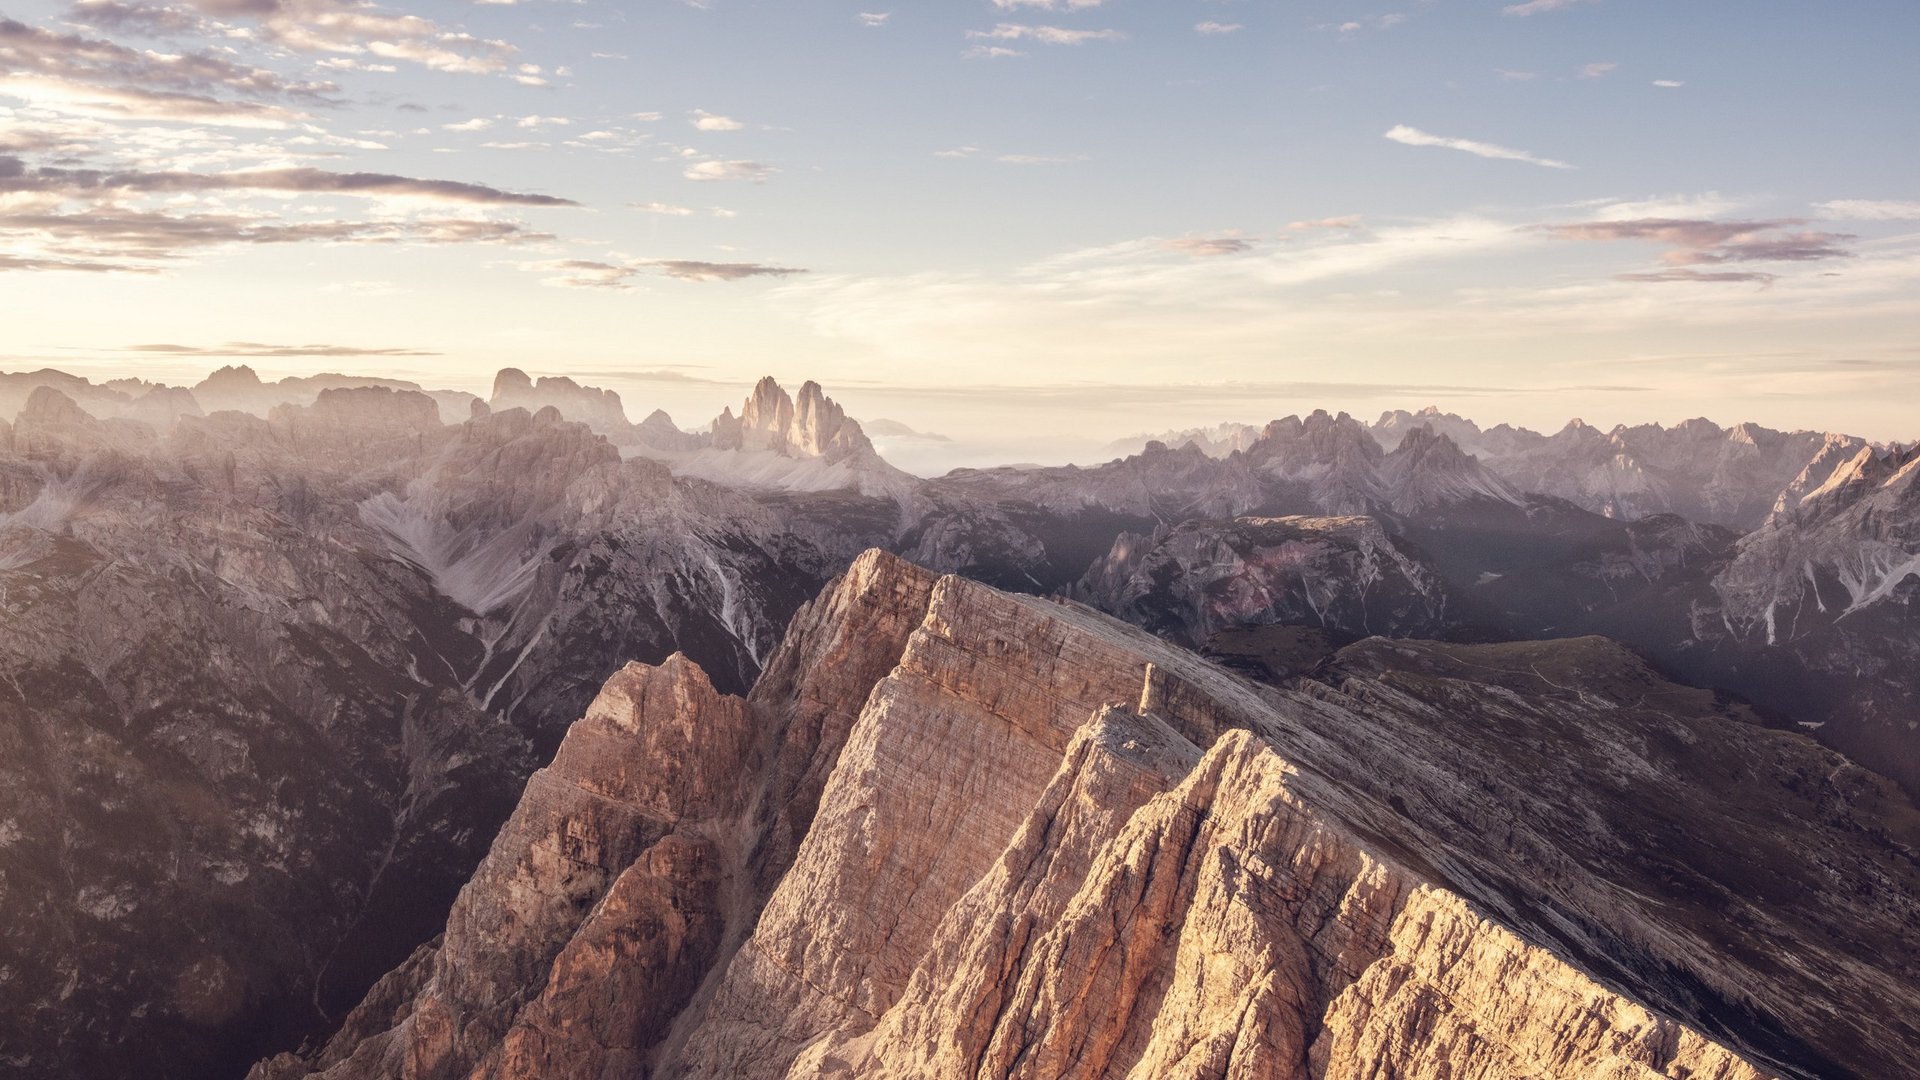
[[2, 0, 1918, 460]]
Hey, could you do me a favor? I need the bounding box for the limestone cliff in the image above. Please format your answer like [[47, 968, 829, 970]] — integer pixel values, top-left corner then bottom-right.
[[259, 550, 1920, 1080]]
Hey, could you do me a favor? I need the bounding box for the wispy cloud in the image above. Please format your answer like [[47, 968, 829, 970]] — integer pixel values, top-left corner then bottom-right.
[[991, 0, 1105, 9], [123, 341, 439, 357], [1817, 199, 1920, 221], [1163, 236, 1254, 256], [934, 146, 1085, 165], [1615, 269, 1777, 285], [1383, 125, 1574, 169], [1578, 61, 1618, 79], [1194, 21, 1242, 35], [520, 257, 805, 288], [683, 159, 776, 182], [654, 260, 805, 281], [967, 23, 1125, 45], [1502, 0, 1595, 15], [167, 0, 519, 76], [1286, 215, 1363, 232], [1540, 217, 1857, 273], [855, 12, 890, 27], [0, 158, 579, 206]]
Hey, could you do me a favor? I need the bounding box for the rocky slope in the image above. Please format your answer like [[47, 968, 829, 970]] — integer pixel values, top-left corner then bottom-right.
[[1698, 442, 1920, 789], [0, 387, 858, 1078], [1076, 515, 1450, 647], [258, 551, 1920, 1080]]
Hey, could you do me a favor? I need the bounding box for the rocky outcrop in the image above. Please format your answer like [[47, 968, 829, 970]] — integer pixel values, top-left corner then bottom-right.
[[710, 378, 874, 463], [262, 551, 1920, 1080], [488, 369, 633, 439], [655, 377, 917, 499]]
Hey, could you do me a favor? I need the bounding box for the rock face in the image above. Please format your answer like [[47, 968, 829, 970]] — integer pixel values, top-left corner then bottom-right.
[[1700, 443, 1920, 788], [1076, 515, 1450, 647], [488, 369, 632, 439], [260, 551, 1920, 1080], [710, 377, 874, 463], [648, 377, 917, 499], [0, 390, 864, 1079]]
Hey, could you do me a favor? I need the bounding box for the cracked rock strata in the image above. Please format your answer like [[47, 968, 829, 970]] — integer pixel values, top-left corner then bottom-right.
[[258, 549, 1919, 1080]]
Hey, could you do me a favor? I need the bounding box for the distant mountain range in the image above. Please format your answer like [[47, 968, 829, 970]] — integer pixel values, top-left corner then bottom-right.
[[3, 363, 1917, 1079]]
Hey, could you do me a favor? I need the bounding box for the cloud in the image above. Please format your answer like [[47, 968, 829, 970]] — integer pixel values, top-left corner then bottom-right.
[[1539, 217, 1856, 266], [124, 341, 439, 357], [0, 16, 334, 100], [0, 207, 551, 273], [962, 45, 1024, 59], [444, 117, 494, 132], [0, 158, 579, 206], [0, 16, 338, 127], [653, 260, 805, 281], [967, 24, 1125, 45], [521, 259, 642, 290], [177, 0, 518, 75], [519, 257, 806, 288], [632, 201, 695, 216], [1577, 61, 1618, 79], [691, 110, 744, 132], [66, 0, 214, 37], [0, 74, 306, 126], [855, 12, 889, 26], [1614, 270, 1778, 285], [1164, 236, 1254, 256], [1286, 215, 1363, 232], [1652, 79, 1684, 88], [935, 146, 1083, 164], [1817, 199, 1920, 221], [1502, 0, 1594, 15], [773, 216, 1539, 372], [991, 0, 1104, 9], [683, 159, 776, 182], [1194, 21, 1242, 35], [1383, 125, 1574, 169]]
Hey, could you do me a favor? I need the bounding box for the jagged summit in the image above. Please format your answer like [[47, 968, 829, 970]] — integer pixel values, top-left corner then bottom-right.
[[709, 376, 876, 463], [1372, 405, 1484, 452], [488, 368, 630, 436], [642, 375, 915, 498], [1102, 420, 1263, 458], [19, 384, 95, 428], [1378, 424, 1525, 513]]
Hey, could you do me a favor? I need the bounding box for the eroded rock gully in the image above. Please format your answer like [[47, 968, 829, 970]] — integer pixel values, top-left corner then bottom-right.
[[256, 550, 1920, 1080]]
